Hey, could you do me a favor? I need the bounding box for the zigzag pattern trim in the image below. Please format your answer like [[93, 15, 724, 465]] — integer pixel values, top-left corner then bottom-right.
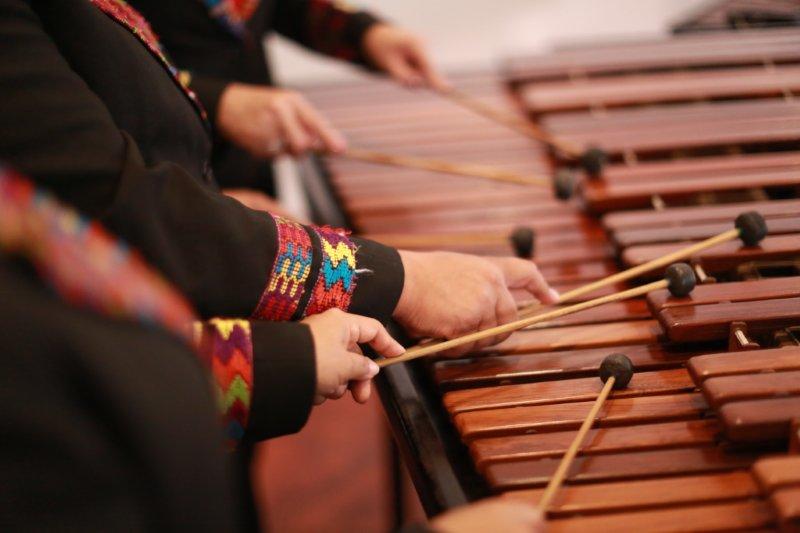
[[253, 216, 313, 321], [304, 226, 357, 316], [194, 318, 254, 444]]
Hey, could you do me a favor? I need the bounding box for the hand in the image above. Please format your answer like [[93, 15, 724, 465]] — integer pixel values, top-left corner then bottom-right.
[[393, 251, 559, 356], [362, 24, 449, 91], [302, 309, 405, 405], [216, 84, 347, 158], [431, 498, 544, 533], [223, 188, 291, 217]]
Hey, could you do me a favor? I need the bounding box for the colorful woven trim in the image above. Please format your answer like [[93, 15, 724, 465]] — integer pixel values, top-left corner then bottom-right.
[[307, 0, 361, 61], [0, 166, 197, 343], [252, 216, 313, 321], [304, 226, 357, 316], [200, 0, 261, 38], [89, 0, 208, 123], [193, 319, 254, 443]]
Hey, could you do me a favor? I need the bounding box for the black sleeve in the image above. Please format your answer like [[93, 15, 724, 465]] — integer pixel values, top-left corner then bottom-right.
[[0, 0, 402, 323], [271, 0, 382, 66], [247, 321, 317, 440], [188, 72, 232, 131]]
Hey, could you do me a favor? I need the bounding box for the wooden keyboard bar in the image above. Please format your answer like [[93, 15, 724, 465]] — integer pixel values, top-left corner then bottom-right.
[[470, 419, 720, 467], [454, 392, 708, 440], [444, 369, 694, 414], [485, 447, 757, 491], [688, 347, 800, 383], [771, 486, 800, 532], [604, 198, 800, 231], [721, 396, 800, 443], [522, 65, 800, 114], [545, 500, 773, 533], [702, 370, 800, 408], [647, 277, 800, 313], [658, 296, 800, 343], [503, 471, 759, 517], [434, 343, 698, 390], [614, 216, 800, 248], [754, 456, 800, 492], [622, 234, 800, 272]]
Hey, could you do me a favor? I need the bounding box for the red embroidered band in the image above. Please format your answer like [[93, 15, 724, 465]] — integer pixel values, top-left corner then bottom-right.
[[193, 319, 254, 444], [252, 216, 313, 321], [303, 226, 357, 316]]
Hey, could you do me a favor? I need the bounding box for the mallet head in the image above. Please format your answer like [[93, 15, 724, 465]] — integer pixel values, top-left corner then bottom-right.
[[735, 211, 768, 247], [599, 353, 634, 389], [665, 262, 696, 298]]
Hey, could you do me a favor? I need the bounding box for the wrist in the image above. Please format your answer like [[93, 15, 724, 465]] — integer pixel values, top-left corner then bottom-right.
[[393, 249, 420, 321]]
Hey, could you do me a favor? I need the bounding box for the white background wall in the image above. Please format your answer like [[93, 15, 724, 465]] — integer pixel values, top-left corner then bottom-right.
[[268, 0, 708, 86]]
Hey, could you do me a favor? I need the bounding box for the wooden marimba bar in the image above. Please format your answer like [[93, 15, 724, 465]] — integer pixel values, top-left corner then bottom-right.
[[303, 27, 800, 529]]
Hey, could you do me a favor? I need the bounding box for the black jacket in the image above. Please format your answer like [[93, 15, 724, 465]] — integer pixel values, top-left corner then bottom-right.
[[0, 0, 404, 439], [0, 256, 244, 532], [129, 0, 381, 192]]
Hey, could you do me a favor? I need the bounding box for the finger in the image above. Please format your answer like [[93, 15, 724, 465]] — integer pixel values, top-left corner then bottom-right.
[[314, 394, 327, 406], [330, 383, 348, 400], [345, 314, 405, 358], [349, 379, 372, 404], [273, 102, 311, 155], [384, 55, 424, 87], [293, 98, 347, 153], [407, 41, 450, 91], [343, 350, 380, 383], [472, 303, 499, 351], [490, 290, 518, 345], [495, 257, 559, 304]]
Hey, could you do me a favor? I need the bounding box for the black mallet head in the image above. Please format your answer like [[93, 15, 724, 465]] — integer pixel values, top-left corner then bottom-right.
[[553, 169, 577, 200], [735, 211, 768, 247], [665, 262, 696, 298], [580, 147, 608, 178], [510, 226, 535, 259], [599, 353, 634, 389]]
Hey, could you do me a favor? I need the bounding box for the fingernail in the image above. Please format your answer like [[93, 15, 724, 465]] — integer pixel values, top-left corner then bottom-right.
[[368, 360, 380, 376], [548, 288, 561, 302]]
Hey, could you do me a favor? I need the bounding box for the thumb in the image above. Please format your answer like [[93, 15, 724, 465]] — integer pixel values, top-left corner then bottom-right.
[[345, 313, 406, 358], [493, 257, 559, 304], [343, 351, 380, 383], [384, 55, 424, 86]]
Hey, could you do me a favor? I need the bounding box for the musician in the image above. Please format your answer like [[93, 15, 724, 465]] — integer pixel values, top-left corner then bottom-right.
[[0, 167, 544, 532], [127, 0, 446, 208], [0, 0, 558, 353]]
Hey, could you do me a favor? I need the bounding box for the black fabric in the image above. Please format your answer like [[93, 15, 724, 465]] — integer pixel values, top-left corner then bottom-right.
[[0, 256, 242, 531], [129, 0, 381, 193], [248, 321, 316, 441], [0, 0, 403, 324]]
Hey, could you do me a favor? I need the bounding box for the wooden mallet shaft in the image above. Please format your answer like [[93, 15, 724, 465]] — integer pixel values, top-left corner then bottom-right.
[[339, 148, 549, 187], [519, 227, 740, 317], [439, 88, 582, 157], [377, 279, 667, 367], [537, 376, 616, 511]]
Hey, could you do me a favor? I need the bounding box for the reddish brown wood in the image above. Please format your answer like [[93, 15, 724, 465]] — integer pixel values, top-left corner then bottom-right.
[[470, 419, 721, 467], [658, 296, 800, 343], [721, 396, 800, 443], [583, 168, 800, 212], [444, 368, 694, 414], [484, 447, 757, 490], [470, 319, 662, 356], [434, 343, 698, 389], [770, 486, 800, 532], [702, 370, 800, 408], [754, 456, 800, 492], [604, 198, 800, 231], [647, 277, 800, 313], [623, 234, 800, 272], [615, 216, 800, 248], [502, 471, 760, 517], [454, 392, 708, 440], [545, 500, 774, 533], [688, 347, 800, 383], [522, 65, 800, 114]]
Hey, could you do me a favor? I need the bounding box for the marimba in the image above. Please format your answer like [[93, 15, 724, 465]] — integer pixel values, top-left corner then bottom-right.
[[301, 26, 800, 530]]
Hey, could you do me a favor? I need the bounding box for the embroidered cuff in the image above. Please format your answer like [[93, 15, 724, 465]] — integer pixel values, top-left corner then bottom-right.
[[253, 215, 359, 320], [193, 318, 254, 443]]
